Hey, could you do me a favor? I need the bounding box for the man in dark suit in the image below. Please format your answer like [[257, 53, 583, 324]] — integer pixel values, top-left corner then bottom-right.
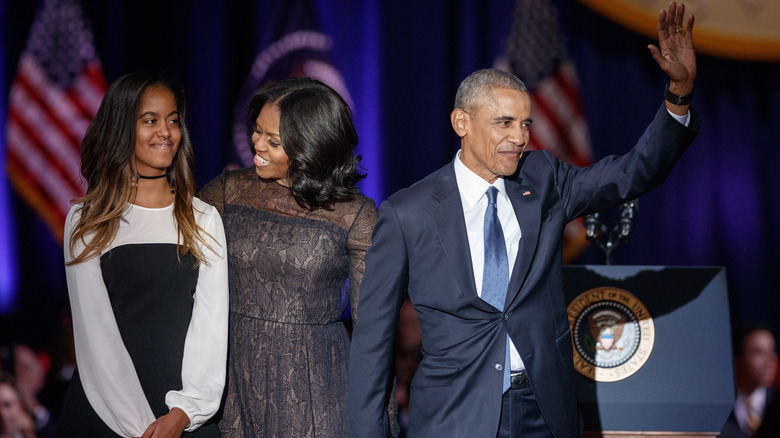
[[721, 324, 779, 438], [349, 3, 699, 437]]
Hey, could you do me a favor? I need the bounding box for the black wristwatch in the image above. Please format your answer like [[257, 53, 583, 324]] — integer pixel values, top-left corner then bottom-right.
[[664, 83, 693, 106]]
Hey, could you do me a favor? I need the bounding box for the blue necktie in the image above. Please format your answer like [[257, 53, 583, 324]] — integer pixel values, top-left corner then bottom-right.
[[481, 186, 511, 392]]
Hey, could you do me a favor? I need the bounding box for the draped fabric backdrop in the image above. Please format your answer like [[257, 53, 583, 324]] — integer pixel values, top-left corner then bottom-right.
[[2, 0, 779, 348]]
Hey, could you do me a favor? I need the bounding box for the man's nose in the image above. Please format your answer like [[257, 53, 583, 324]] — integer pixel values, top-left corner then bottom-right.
[[508, 128, 526, 146]]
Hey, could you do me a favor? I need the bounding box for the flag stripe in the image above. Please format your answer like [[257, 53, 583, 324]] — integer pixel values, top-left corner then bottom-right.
[[8, 85, 85, 192], [17, 54, 92, 141], [527, 97, 566, 153], [553, 63, 586, 114], [498, 0, 592, 167], [7, 113, 84, 203], [6, 155, 67, 242], [7, 119, 82, 214], [70, 61, 106, 116], [5, 0, 106, 243], [533, 73, 591, 166], [497, 0, 593, 262], [11, 79, 84, 173], [531, 90, 582, 164]]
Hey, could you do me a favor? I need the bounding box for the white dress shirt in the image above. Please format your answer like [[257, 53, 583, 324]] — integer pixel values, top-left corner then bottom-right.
[[734, 387, 768, 433], [454, 151, 525, 372]]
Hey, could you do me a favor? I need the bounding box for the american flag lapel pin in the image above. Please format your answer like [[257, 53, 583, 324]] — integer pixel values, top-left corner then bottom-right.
[[523, 190, 531, 196]]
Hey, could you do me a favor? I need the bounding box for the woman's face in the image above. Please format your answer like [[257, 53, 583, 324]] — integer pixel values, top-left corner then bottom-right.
[[252, 103, 290, 186], [134, 85, 181, 176]]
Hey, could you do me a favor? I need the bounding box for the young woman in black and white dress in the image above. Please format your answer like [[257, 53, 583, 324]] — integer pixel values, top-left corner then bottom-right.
[[57, 72, 228, 438]]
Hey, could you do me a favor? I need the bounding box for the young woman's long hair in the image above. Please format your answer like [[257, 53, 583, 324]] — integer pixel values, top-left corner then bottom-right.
[[67, 72, 210, 265], [247, 77, 365, 210]]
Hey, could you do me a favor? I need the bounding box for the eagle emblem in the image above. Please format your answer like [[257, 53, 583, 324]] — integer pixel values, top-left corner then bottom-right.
[[568, 287, 655, 382], [588, 310, 625, 352]]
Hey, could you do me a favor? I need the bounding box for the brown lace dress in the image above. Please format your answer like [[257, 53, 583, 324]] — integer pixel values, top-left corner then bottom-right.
[[198, 168, 377, 437]]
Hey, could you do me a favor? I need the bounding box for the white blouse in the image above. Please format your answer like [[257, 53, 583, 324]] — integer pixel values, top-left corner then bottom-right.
[[63, 198, 228, 437]]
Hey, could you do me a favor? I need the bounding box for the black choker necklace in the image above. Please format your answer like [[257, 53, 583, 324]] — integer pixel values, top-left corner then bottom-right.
[[137, 173, 168, 180]]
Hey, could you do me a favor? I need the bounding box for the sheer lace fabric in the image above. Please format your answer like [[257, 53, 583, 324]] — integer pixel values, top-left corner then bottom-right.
[[198, 168, 377, 437]]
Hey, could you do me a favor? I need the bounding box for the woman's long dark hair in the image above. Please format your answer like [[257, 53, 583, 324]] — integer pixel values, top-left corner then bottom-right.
[[248, 77, 365, 210], [68, 72, 211, 265]]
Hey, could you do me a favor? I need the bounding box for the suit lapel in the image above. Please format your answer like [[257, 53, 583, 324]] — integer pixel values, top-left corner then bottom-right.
[[504, 181, 540, 309], [431, 164, 496, 313]]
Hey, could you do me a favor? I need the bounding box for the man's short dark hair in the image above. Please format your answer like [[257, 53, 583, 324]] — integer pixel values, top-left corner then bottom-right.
[[454, 68, 528, 114]]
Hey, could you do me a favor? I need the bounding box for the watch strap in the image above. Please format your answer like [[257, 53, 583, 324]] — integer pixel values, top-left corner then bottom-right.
[[665, 83, 694, 106]]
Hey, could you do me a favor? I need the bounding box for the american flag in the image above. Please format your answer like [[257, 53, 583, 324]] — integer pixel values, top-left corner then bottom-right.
[[495, 0, 592, 260], [496, 0, 591, 167], [5, 0, 107, 244]]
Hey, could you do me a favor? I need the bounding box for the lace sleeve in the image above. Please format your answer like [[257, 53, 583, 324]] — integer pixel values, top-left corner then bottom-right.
[[346, 196, 377, 323], [197, 170, 228, 216]]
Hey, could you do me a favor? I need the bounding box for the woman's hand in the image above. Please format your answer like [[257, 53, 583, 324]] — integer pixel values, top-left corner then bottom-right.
[[140, 407, 189, 438]]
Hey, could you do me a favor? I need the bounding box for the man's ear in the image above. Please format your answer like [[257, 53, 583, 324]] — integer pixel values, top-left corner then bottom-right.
[[451, 108, 468, 138]]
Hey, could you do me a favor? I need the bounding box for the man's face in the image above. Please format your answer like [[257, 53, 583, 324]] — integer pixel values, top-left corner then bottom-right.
[[454, 88, 532, 183], [738, 330, 778, 390]]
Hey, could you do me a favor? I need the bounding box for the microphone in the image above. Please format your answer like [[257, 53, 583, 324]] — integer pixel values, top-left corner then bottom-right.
[[584, 212, 602, 241], [618, 199, 639, 239]]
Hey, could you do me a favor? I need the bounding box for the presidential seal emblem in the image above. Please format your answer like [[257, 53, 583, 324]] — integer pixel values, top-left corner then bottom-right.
[[567, 287, 655, 382]]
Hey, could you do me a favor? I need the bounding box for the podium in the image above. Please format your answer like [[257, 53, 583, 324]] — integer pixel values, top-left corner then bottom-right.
[[563, 266, 734, 438]]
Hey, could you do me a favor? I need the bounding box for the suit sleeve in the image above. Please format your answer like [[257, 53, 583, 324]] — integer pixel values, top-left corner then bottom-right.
[[64, 205, 156, 437], [165, 201, 229, 430], [349, 200, 408, 437], [553, 104, 701, 220]]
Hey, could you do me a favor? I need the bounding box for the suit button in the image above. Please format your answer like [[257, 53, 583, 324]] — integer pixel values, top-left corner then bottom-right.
[[495, 363, 503, 371], [503, 313, 509, 320]]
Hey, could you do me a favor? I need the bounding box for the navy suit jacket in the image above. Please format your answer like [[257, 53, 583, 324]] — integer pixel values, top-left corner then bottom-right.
[[721, 389, 780, 438], [349, 105, 701, 438]]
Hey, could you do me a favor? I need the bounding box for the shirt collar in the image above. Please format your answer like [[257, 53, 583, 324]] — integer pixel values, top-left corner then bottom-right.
[[454, 150, 507, 209]]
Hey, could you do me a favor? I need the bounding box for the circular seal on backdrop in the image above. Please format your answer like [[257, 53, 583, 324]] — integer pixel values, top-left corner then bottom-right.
[[567, 287, 655, 382], [578, 0, 780, 61]]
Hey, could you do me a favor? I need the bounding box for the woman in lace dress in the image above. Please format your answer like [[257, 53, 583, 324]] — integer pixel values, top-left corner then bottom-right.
[[199, 77, 392, 437], [58, 72, 228, 438]]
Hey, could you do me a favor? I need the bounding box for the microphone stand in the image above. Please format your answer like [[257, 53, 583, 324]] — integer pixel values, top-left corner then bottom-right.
[[583, 199, 639, 265]]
